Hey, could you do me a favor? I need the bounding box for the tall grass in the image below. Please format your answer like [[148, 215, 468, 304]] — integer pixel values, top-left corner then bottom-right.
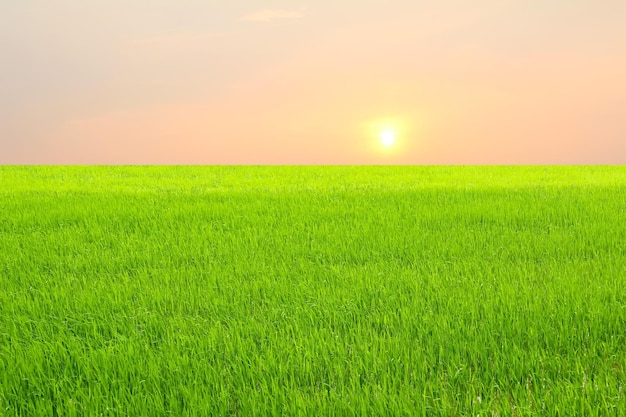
[[1, 166, 625, 416]]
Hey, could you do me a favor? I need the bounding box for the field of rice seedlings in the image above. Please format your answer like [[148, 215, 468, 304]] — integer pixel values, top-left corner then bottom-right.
[[1, 166, 625, 416]]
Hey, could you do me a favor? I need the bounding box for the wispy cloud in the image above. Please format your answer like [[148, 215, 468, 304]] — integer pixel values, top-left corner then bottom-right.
[[240, 9, 305, 23]]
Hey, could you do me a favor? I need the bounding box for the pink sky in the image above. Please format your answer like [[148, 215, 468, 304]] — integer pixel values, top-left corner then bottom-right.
[[1, 1, 625, 164]]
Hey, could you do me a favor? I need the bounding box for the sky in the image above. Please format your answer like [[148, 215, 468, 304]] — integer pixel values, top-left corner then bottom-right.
[[1, 0, 625, 164]]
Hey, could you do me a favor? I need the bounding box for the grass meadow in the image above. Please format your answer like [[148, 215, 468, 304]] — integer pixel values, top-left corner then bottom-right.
[[1, 166, 625, 416]]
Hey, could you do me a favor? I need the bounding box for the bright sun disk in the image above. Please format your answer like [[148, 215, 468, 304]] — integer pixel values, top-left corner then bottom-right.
[[380, 130, 396, 148]]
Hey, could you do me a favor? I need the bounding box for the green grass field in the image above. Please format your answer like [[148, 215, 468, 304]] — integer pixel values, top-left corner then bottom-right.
[[1, 166, 625, 416]]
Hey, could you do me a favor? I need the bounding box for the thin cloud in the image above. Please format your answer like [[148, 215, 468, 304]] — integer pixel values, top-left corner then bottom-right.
[[240, 9, 305, 23]]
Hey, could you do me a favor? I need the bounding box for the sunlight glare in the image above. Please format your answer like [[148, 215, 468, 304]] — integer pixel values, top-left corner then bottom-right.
[[380, 130, 396, 148]]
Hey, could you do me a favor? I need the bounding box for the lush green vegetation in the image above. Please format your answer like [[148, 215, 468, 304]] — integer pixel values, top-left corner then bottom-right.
[[1, 166, 625, 416]]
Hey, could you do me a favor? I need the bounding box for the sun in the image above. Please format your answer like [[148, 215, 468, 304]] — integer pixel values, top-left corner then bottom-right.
[[379, 130, 397, 148], [364, 117, 409, 155]]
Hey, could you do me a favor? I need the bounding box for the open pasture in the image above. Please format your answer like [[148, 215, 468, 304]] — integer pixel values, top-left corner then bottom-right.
[[1, 166, 625, 416]]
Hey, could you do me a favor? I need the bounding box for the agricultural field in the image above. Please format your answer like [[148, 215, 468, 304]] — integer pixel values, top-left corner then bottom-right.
[[1, 166, 625, 416]]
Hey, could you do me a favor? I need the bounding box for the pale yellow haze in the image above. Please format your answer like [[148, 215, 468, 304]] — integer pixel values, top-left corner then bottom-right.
[[2, 1, 626, 164]]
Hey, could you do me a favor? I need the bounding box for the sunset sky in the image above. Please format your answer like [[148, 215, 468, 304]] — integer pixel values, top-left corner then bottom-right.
[[2, 1, 625, 164]]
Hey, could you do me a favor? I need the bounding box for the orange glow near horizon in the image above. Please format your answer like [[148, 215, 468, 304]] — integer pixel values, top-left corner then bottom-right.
[[1, 1, 626, 164]]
